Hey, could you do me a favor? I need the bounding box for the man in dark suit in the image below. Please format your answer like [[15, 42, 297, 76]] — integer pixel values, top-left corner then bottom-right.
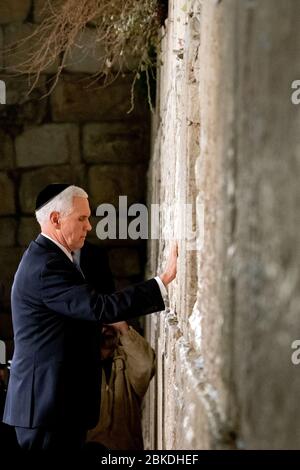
[[3, 184, 177, 452]]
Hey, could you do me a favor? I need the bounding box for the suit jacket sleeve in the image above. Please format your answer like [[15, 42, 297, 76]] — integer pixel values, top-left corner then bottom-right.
[[41, 256, 165, 323]]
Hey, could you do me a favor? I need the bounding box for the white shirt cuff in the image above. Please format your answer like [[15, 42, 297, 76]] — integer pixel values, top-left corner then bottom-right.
[[154, 276, 168, 299]]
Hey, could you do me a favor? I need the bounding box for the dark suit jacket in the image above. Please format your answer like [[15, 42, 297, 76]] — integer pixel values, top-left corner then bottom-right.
[[3, 235, 164, 430]]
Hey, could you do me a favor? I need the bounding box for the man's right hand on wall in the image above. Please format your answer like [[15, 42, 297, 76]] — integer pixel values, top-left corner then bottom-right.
[[159, 242, 178, 287]]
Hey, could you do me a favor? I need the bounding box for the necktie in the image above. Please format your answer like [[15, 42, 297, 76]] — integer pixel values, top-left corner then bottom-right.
[[71, 251, 85, 279]]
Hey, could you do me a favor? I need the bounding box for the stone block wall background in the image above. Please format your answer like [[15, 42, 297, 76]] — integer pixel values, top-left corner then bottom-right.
[[0, 0, 150, 360], [144, 0, 300, 450]]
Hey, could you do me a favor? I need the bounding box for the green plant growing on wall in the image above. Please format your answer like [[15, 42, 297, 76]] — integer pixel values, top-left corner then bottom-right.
[[5, 0, 167, 111]]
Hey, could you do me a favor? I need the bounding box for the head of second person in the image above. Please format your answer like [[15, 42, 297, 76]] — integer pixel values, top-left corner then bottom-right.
[[35, 184, 92, 253], [100, 324, 120, 359]]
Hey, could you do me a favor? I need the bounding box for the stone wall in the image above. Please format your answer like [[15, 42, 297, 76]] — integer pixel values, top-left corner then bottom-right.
[[145, 0, 300, 450], [0, 0, 150, 359]]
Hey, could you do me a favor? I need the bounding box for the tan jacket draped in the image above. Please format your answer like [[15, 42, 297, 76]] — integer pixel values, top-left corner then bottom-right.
[[86, 326, 155, 450]]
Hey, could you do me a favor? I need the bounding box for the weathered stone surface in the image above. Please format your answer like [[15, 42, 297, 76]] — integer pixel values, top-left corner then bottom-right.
[[51, 74, 146, 122], [69, 164, 88, 189], [4, 23, 37, 71], [0, 247, 23, 309], [18, 217, 40, 246], [4, 23, 58, 74], [146, 0, 300, 452], [88, 164, 145, 209], [83, 122, 147, 164], [19, 166, 72, 214], [0, 130, 14, 169], [108, 247, 140, 277], [0, 0, 31, 24], [0, 172, 15, 215], [65, 28, 105, 74], [16, 124, 80, 168], [163, 329, 222, 449], [231, 0, 300, 450], [0, 217, 17, 246]]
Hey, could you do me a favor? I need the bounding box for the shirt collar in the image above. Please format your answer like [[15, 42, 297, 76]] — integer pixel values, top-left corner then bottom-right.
[[41, 233, 73, 262]]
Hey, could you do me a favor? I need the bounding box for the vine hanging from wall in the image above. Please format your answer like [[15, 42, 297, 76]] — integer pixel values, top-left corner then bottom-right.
[[4, 0, 168, 111]]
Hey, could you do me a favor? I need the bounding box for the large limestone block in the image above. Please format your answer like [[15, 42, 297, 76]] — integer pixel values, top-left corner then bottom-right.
[[108, 247, 140, 277], [83, 122, 147, 164], [19, 166, 72, 214], [0, 130, 14, 169], [174, 345, 221, 450], [18, 217, 40, 246], [51, 74, 146, 122], [65, 28, 105, 74], [0, 218, 17, 247], [0, 172, 15, 215], [4, 23, 58, 74], [69, 164, 88, 190], [16, 124, 80, 168], [0, 0, 31, 24], [88, 164, 145, 209]]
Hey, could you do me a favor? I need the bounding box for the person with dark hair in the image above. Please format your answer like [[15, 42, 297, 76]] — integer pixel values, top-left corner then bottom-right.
[[87, 321, 155, 450], [3, 184, 177, 453]]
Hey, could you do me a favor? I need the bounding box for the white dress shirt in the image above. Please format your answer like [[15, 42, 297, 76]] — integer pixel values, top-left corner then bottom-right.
[[154, 276, 168, 299]]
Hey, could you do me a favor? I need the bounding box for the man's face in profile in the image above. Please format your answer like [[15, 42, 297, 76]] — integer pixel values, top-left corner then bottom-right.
[[59, 196, 92, 250]]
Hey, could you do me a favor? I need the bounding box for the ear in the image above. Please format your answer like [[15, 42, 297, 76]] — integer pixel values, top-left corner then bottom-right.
[[50, 211, 61, 228]]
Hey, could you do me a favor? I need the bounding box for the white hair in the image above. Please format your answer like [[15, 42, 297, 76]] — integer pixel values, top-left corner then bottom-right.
[[35, 185, 88, 226]]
